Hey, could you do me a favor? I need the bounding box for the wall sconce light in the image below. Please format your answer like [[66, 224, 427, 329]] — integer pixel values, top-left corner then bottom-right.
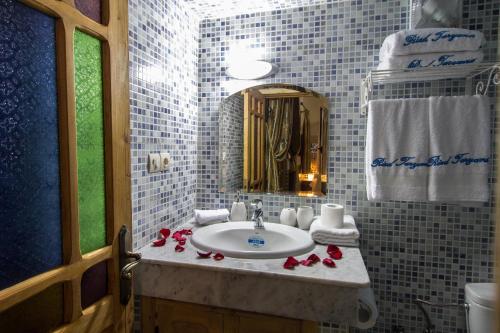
[[226, 60, 278, 80]]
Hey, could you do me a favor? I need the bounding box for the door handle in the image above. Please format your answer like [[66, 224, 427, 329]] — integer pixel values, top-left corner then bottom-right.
[[119, 225, 142, 305]]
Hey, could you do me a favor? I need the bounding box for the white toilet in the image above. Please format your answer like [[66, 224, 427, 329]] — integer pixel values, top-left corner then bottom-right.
[[465, 283, 496, 333]]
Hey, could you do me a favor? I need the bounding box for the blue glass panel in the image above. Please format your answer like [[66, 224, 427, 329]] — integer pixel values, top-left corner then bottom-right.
[[0, 1, 61, 289]]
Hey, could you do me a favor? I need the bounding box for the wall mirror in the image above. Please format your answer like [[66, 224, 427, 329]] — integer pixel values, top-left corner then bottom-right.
[[219, 84, 329, 197]]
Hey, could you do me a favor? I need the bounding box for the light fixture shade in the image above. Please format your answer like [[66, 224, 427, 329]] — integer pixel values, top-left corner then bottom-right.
[[226, 60, 278, 80]]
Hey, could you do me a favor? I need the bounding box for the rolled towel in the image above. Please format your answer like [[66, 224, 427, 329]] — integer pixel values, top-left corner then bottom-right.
[[380, 28, 486, 59], [309, 215, 360, 247], [194, 209, 230, 225], [377, 50, 484, 70]]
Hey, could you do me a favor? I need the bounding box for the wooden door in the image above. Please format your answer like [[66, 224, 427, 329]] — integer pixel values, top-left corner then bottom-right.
[[243, 89, 266, 192], [0, 0, 131, 332]]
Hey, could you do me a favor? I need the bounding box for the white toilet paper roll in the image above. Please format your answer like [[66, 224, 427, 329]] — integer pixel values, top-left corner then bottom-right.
[[354, 287, 379, 330], [320, 203, 344, 228]]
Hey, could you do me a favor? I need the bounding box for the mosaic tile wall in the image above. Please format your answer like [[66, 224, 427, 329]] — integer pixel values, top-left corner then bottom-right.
[[129, 0, 199, 250], [185, 0, 334, 19], [219, 94, 244, 193], [196, 1, 499, 332]]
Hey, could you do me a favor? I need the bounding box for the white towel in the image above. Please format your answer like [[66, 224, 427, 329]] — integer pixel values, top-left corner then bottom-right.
[[194, 209, 229, 225], [428, 96, 490, 202], [310, 215, 360, 247], [380, 28, 485, 58], [366, 96, 491, 202], [377, 50, 484, 70], [366, 98, 430, 201]]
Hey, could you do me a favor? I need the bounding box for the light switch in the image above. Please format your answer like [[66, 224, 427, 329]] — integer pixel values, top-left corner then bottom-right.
[[148, 153, 161, 173], [160, 152, 171, 171]]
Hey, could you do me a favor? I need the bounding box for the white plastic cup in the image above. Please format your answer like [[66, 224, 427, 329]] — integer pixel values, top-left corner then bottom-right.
[[297, 206, 314, 230], [280, 208, 297, 227]]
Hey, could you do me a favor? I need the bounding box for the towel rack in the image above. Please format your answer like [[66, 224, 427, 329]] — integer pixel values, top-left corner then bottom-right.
[[360, 62, 500, 115]]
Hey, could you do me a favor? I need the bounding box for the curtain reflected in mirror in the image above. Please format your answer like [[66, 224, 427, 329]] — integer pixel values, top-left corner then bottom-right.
[[220, 84, 328, 197]]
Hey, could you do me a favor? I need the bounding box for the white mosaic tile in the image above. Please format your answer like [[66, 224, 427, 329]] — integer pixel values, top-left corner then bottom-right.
[[129, 0, 200, 250], [186, 0, 337, 19]]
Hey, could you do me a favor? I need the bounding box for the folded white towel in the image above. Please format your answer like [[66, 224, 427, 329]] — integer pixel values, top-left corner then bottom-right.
[[380, 28, 485, 58], [310, 215, 360, 247], [194, 209, 230, 225], [377, 50, 483, 70], [366, 96, 491, 202], [428, 96, 490, 202], [366, 98, 430, 201]]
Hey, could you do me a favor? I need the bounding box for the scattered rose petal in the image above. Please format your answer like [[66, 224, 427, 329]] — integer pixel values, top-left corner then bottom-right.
[[213, 252, 225, 261], [283, 256, 300, 269], [172, 231, 187, 242], [300, 259, 313, 266], [197, 251, 212, 258], [327, 245, 343, 260], [307, 253, 321, 264], [178, 239, 186, 246], [175, 244, 185, 252], [322, 258, 336, 267], [180, 229, 193, 235], [152, 238, 166, 247], [159, 228, 171, 239]]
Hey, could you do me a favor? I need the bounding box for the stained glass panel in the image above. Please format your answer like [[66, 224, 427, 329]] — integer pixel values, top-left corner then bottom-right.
[[0, 0, 61, 289], [0, 283, 64, 332], [75, 0, 102, 23], [81, 261, 108, 308], [74, 30, 106, 254]]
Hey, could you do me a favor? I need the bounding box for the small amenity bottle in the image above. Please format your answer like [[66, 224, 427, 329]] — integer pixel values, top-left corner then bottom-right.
[[230, 191, 247, 221]]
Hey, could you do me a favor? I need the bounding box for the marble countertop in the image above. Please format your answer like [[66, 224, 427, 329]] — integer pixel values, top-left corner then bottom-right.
[[138, 221, 370, 288]]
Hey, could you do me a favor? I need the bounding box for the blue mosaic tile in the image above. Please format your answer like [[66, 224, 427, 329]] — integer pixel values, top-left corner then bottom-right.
[[130, 0, 499, 332]]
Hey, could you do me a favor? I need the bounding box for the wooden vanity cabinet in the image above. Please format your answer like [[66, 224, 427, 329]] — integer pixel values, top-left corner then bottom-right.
[[141, 297, 318, 333]]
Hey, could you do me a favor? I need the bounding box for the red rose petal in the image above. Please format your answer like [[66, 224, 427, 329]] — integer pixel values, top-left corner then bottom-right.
[[330, 251, 342, 260], [159, 228, 171, 239], [178, 239, 186, 246], [322, 258, 336, 267], [175, 244, 185, 252], [300, 259, 313, 266], [172, 232, 187, 242], [307, 253, 321, 264], [152, 238, 166, 247], [213, 252, 224, 260], [327, 244, 343, 260], [197, 251, 212, 258], [327, 244, 340, 253], [180, 229, 193, 235], [283, 256, 300, 269]]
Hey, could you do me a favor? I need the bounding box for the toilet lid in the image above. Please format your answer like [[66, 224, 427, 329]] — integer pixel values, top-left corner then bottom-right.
[[465, 283, 496, 308]]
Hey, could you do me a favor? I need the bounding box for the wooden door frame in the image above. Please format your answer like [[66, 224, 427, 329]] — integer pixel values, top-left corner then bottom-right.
[[0, 0, 131, 332]]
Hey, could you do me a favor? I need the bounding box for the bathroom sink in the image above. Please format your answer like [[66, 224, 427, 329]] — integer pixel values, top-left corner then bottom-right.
[[190, 222, 315, 259]]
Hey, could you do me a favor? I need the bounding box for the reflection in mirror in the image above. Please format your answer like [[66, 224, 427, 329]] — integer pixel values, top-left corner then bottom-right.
[[220, 84, 328, 197]]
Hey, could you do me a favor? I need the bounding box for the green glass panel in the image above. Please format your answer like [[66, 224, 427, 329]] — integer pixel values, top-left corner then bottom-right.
[[74, 30, 106, 254]]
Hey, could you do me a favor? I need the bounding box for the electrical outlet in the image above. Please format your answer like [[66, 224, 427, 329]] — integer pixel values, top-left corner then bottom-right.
[[148, 153, 161, 173], [160, 152, 171, 171]]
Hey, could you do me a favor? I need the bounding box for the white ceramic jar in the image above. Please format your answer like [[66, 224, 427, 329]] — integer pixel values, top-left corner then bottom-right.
[[280, 208, 297, 227], [297, 206, 314, 230]]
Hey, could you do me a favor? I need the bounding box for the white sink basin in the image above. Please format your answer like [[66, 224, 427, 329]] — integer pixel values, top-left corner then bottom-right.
[[190, 222, 315, 259]]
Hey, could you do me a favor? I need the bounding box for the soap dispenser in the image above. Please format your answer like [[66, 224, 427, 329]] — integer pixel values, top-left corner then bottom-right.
[[230, 192, 247, 221]]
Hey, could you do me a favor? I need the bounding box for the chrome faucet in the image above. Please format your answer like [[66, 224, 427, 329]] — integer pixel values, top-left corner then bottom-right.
[[250, 199, 264, 229]]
